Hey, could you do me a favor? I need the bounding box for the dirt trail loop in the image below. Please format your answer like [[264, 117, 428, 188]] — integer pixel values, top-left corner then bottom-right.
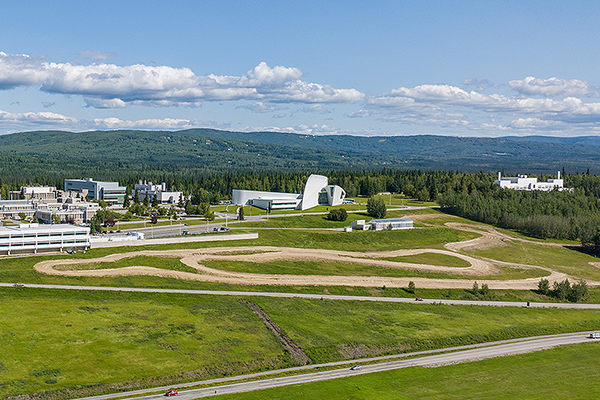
[[444, 222, 567, 252], [34, 236, 600, 289]]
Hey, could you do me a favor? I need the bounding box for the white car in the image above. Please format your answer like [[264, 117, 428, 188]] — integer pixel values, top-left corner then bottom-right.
[[350, 365, 362, 371]]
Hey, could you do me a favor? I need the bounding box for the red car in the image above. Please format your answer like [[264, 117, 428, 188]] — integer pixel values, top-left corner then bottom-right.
[[165, 390, 178, 396], [415, 298, 423, 301]]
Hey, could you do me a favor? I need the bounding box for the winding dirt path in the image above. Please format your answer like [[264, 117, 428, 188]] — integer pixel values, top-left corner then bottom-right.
[[33, 230, 600, 289]]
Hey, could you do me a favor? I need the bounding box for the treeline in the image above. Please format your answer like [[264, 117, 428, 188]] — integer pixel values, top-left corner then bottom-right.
[[437, 177, 600, 249], [7, 162, 600, 248]]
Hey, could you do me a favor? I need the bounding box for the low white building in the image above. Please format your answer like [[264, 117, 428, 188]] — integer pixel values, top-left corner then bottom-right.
[[0, 223, 90, 255], [351, 217, 413, 231], [495, 171, 571, 191], [133, 181, 183, 204], [232, 174, 346, 211]]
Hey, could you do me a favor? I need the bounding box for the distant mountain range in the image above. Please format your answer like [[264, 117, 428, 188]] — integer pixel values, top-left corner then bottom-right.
[[1, 129, 600, 178]]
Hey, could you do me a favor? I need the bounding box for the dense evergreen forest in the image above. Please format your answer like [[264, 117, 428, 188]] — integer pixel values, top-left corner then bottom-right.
[[6, 163, 600, 250], [3, 129, 600, 249]]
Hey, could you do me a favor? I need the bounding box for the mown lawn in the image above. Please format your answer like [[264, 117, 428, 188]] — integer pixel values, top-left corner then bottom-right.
[[203, 259, 547, 280], [381, 253, 471, 268], [218, 342, 600, 400]]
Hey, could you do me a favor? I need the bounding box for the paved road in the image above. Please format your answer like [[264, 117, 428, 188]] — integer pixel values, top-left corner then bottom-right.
[[4, 283, 600, 309], [76, 332, 595, 399]]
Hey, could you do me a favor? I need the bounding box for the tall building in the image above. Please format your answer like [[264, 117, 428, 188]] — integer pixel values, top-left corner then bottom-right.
[[64, 178, 126, 204]]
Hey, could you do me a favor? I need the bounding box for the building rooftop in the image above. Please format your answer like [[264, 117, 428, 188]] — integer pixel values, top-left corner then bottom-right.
[[0, 223, 90, 234]]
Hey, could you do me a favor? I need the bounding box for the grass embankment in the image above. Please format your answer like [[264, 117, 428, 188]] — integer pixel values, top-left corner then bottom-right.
[[2, 289, 600, 398], [66, 256, 197, 273], [218, 342, 600, 400], [468, 240, 600, 281]]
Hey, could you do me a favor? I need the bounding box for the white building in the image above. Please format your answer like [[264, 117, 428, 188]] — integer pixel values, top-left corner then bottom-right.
[[65, 178, 126, 204], [133, 181, 183, 204], [0, 223, 90, 255], [351, 217, 413, 231], [494, 171, 571, 191], [232, 174, 346, 211], [9, 186, 57, 201]]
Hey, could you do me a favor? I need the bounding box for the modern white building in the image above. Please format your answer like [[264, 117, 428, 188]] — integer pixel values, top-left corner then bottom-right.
[[232, 174, 346, 211], [351, 217, 413, 231], [133, 181, 183, 204], [494, 172, 571, 191], [64, 178, 126, 204], [0, 223, 90, 255]]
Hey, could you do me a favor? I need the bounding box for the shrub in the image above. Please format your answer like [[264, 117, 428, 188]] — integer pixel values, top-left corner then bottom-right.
[[538, 278, 550, 295], [326, 208, 347, 221]]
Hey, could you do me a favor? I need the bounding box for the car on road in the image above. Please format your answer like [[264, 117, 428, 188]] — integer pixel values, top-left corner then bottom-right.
[[589, 332, 600, 339], [164, 389, 178, 396], [182, 231, 190, 235], [415, 297, 423, 301], [13, 282, 24, 287], [350, 365, 362, 371]]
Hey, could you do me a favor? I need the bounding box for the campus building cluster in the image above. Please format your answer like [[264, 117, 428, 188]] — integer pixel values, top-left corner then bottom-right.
[[494, 172, 572, 192], [0, 186, 100, 223]]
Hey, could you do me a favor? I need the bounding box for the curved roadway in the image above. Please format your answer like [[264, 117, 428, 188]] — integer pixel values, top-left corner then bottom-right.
[[75, 332, 595, 399]]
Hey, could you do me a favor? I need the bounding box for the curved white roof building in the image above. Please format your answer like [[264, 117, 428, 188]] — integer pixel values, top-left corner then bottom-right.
[[232, 174, 346, 211]]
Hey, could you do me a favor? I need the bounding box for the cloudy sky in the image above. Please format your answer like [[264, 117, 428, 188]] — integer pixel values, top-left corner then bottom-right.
[[2, 0, 600, 137]]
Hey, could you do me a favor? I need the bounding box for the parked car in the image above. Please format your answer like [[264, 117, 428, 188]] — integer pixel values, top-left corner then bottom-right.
[[164, 389, 178, 396]]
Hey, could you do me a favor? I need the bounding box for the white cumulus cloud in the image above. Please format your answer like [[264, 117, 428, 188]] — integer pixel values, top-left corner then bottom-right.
[[509, 76, 593, 98], [0, 53, 364, 108]]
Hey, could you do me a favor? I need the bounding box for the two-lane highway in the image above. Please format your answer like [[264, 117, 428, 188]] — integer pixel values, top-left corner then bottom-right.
[[76, 332, 595, 399]]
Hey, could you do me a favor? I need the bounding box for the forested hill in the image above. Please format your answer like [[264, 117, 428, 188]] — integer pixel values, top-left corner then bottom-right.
[[1, 129, 600, 184]]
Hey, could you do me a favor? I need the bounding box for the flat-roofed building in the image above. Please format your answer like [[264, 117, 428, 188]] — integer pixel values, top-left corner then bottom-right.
[[65, 178, 126, 204], [133, 181, 183, 204], [351, 217, 413, 231], [0, 223, 90, 255], [494, 171, 572, 192], [9, 186, 57, 201]]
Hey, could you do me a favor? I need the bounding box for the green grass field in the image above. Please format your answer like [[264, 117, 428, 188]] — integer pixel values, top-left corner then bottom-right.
[[218, 342, 600, 400], [380, 253, 471, 268], [254, 296, 600, 363], [203, 259, 547, 280], [0, 289, 288, 399], [467, 240, 600, 281], [68, 255, 197, 273], [2, 289, 600, 398]]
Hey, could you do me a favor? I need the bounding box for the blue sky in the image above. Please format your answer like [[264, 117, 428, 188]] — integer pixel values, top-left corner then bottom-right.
[[1, 0, 600, 136]]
